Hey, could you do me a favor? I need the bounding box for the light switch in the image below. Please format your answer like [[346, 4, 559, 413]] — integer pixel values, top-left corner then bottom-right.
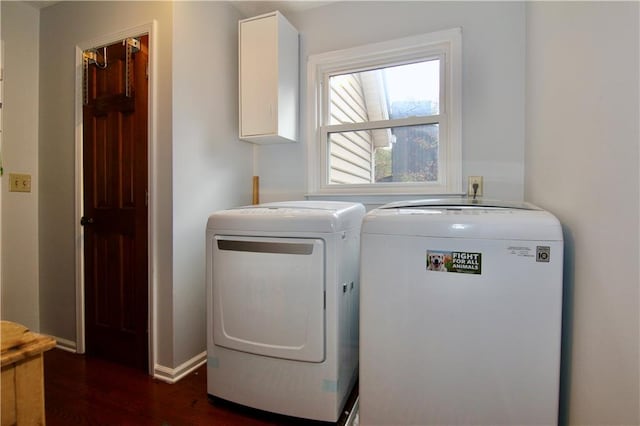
[[9, 173, 31, 193]]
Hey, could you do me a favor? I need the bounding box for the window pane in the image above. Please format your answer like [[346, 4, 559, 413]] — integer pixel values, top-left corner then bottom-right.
[[328, 60, 440, 126], [328, 124, 439, 184]]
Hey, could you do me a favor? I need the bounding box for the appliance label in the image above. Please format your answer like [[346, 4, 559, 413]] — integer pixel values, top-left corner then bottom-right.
[[506, 245, 551, 263], [426, 250, 482, 275], [536, 246, 551, 262], [507, 246, 534, 258]]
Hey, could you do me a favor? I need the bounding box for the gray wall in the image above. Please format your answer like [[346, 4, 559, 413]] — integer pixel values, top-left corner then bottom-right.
[[253, 1, 526, 202], [172, 1, 252, 366], [0, 1, 40, 331], [525, 2, 639, 424]]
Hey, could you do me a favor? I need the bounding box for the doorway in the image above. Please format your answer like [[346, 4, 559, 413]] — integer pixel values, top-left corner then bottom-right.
[[77, 29, 152, 372]]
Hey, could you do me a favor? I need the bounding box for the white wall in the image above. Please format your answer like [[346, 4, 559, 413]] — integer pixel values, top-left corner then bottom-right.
[[172, 1, 252, 366], [525, 2, 639, 424], [253, 1, 526, 202], [0, 2, 40, 330]]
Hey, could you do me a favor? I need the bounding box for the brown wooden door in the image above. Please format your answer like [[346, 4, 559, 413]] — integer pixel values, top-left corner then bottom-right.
[[82, 35, 149, 371]]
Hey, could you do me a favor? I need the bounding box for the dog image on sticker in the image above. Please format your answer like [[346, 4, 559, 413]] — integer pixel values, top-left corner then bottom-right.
[[427, 250, 483, 274], [426, 250, 452, 272]]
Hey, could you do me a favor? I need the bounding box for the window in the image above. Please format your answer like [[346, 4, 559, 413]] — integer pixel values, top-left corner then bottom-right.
[[307, 28, 462, 195]]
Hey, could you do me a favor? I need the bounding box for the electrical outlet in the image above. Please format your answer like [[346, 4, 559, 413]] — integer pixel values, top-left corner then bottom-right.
[[9, 173, 31, 193], [467, 176, 483, 198]]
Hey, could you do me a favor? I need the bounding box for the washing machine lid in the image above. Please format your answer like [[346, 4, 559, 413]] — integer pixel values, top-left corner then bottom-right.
[[207, 201, 365, 233], [380, 198, 540, 211], [363, 198, 562, 241]]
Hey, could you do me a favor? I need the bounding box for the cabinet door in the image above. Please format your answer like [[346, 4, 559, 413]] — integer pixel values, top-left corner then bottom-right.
[[240, 16, 278, 137]]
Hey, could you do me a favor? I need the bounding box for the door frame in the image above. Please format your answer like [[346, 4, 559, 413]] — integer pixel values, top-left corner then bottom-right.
[[74, 21, 158, 375]]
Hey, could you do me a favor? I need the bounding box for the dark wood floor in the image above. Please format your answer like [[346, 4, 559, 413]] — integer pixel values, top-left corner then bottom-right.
[[44, 349, 356, 426]]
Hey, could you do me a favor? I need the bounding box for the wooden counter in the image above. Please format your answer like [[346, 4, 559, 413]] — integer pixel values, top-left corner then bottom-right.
[[1, 321, 56, 426]]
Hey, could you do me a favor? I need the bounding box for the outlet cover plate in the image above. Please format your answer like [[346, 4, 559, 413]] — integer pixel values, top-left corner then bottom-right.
[[467, 176, 483, 197]]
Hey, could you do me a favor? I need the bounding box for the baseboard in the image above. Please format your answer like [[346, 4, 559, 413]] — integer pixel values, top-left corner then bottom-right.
[[51, 336, 207, 384], [154, 351, 207, 384], [51, 336, 77, 353]]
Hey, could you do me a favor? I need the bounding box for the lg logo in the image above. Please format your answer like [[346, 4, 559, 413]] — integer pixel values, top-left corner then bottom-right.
[[536, 246, 550, 263]]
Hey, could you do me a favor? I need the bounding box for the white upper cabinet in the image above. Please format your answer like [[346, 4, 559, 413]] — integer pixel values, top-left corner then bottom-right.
[[239, 11, 299, 144]]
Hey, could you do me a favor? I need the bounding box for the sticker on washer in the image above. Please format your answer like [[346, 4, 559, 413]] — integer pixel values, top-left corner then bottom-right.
[[426, 250, 482, 274], [506, 245, 552, 263], [507, 246, 534, 258]]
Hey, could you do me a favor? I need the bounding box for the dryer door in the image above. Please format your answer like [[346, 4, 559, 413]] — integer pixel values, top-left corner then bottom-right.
[[212, 235, 325, 362]]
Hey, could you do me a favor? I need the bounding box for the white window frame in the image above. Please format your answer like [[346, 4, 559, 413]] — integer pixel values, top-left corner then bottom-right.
[[307, 28, 462, 196]]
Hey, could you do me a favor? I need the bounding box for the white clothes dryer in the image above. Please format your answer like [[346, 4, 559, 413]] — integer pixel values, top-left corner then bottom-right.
[[206, 201, 365, 422], [359, 199, 564, 425]]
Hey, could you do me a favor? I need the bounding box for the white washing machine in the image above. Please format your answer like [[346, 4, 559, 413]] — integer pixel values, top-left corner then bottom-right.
[[359, 199, 564, 426], [206, 201, 365, 422]]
